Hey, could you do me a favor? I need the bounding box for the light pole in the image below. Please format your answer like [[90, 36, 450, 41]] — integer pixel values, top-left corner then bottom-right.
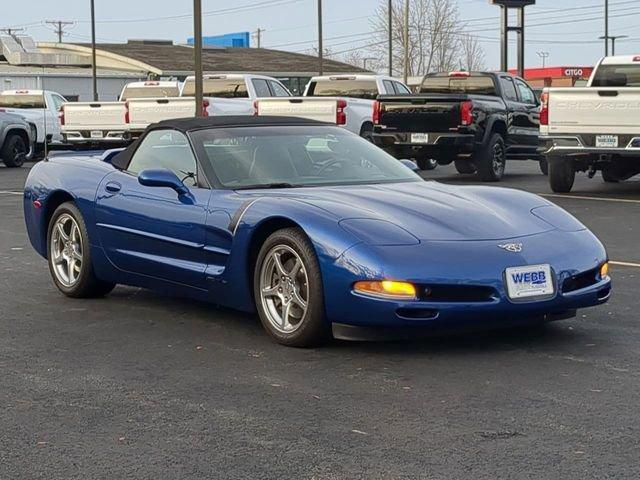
[[194, 0, 203, 117], [536, 51, 549, 68], [388, 0, 393, 77], [317, 0, 323, 75], [90, 0, 97, 101], [604, 0, 609, 56], [403, 0, 409, 84], [600, 34, 628, 55]]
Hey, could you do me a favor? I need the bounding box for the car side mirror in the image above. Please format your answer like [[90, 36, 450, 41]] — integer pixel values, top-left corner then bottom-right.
[[399, 159, 420, 172], [138, 168, 190, 196]]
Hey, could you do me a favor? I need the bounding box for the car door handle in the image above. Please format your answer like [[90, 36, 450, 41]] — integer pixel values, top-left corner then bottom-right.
[[105, 182, 121, 193]]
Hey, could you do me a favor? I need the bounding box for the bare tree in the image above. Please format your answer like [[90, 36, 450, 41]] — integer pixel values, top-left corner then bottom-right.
[[458, 34, 486, 72], [365, 0, 485, 77]]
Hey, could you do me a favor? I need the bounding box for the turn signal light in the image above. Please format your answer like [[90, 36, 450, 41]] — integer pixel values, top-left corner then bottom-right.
[[540, 91, 549, 126], [460, 100, 473, 126], [600, 262, 609, 279], [354, 280, 417, 300], [336, 99, 347, 125]]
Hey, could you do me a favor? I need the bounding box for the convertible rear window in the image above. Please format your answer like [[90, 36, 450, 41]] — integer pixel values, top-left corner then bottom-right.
[[189, 126, 420, 189]]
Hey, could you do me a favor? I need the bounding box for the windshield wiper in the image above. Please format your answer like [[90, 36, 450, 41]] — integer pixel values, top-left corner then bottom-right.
[[234, 182, 300, 190]]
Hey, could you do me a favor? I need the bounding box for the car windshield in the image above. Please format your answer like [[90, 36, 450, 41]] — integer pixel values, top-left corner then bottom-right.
[[189, 126, 421, 189]]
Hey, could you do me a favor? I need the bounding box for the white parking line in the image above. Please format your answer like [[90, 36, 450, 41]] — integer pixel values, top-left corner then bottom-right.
[[540, 193, 640, 204], [0, 191, 21, 195], [610, 261, 640, 268]]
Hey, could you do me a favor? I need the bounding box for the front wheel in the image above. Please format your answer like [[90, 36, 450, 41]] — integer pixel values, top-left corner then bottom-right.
[[548, 156, 575, 193], [417, 158, 438, 170], [254, 228, 329, 347], [47, 202, 115, 298], [454, 160, 477, 174], [476, 133, 506, 182], [1, 133, 27, 168]]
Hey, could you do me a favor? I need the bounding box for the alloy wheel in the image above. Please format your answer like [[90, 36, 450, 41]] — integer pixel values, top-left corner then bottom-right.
[[50, 213, 83, 287]]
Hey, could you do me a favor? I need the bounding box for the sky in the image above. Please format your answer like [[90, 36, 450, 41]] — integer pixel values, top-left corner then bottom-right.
[[3, 0, 638, 70]]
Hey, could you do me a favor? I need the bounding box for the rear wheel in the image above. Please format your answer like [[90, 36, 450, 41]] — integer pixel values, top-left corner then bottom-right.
[[47, 202, 115, 298], [417, 158, 438, 170], [548, 156, 575, 193], [254, 228, 329, 347], [454, 160, 477, 174], [539, 157, 549, 176], [1, 133, 27, 168], [476, 133, 506, 182], [359, 123, 374, 142]]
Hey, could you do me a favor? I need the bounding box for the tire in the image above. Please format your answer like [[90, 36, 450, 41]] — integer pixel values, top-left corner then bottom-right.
[[539, 157, 549, 176], [548, 156, 575, 193], [417, 158, 438, 170], [1, 133, 27, 168], [47, 202, 116, 298], [602, 168, 619, 183], [253, 227, 329, 347], [454, 160, 477, 174], [359, 123, 374, 142], [476, 133, 506, 182]]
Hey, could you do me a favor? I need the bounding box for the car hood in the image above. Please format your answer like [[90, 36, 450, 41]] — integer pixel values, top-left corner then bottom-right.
[[248, 181, 555, 241]]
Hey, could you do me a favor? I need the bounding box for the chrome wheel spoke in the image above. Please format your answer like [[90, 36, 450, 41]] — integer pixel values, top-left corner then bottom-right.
[[289, 258, 302, 277], [281, 301, 293, 330], [56, 222, 69, 242], [262, 285, 280, 298], [291, 290, 307, 311], [272, 252, 287, 277]]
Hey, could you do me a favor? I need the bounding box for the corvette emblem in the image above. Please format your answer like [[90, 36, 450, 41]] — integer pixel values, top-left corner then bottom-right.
[[498, 243, 523, 253]]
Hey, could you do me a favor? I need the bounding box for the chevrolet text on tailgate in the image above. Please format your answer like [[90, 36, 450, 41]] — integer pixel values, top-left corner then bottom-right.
[[541, 54, 640, 192], [372, 71, 542, 180]]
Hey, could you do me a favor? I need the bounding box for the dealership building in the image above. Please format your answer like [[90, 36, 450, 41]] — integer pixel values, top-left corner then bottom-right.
[[0, 35, 366, 100]]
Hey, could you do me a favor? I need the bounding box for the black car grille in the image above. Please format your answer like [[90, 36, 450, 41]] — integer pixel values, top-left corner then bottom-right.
[[563, 267, 600, 293], [418, 284, 497, 303]]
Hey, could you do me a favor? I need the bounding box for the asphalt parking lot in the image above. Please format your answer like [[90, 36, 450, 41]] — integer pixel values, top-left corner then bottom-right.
[[1, 160, 639, 479]]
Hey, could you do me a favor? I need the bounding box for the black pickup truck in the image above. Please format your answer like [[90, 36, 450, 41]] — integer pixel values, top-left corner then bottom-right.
[[372, 72, 542, 181]]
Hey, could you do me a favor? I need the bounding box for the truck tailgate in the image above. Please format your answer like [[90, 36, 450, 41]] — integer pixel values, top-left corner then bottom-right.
[[256, 97, 339, 123], [377, 94, 468, 132], [127, 97, 196, 129], [548, 87, 640, 135], [62, 102, 126, 129]]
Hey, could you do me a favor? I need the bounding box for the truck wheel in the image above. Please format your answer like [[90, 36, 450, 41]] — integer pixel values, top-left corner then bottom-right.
[[417, 158, 437, 170], [359, 123, 374, 142], [601, 168, 619, 183], [454, 160, 476, 174], [1, 133, 27, 168], [548, 156, 575, 193], [539, 158, 549, 176], [476, 133, 506, 182]]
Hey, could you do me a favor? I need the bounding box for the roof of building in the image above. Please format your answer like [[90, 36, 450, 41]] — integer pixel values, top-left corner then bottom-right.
[[74, 41, 369, 76]]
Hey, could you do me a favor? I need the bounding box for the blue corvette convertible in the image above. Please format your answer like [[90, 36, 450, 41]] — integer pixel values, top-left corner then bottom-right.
[[24, 116, 611, 346]]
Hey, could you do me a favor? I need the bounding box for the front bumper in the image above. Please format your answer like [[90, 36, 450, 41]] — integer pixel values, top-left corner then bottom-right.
[[539, 134, 640, 158], [322, 230, 610, 330]]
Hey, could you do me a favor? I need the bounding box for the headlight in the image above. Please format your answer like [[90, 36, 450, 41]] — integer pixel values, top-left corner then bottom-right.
[[531, 205, 585, 232], [353, 280, 417, 300], [600, 262, 609, 279]]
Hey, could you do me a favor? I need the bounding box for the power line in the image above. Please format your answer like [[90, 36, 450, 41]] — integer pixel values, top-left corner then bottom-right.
[[45, 20, 75, 43]]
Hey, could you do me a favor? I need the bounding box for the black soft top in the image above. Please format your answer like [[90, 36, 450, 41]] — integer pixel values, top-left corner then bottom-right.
[[111, 115, 332, 170], [148, 115, 330, 133]]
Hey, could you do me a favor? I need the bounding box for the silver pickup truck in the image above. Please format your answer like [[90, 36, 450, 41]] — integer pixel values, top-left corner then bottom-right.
[[0, 111, 35, 167], [540, 55, 640, 192]]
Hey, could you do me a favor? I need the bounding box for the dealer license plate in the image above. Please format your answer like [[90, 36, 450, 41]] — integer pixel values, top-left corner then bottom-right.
[[595, 135, 618, 148], [505, 264, 554, 300], [410, 133, 429, 144], [90, 130, 104, 139]]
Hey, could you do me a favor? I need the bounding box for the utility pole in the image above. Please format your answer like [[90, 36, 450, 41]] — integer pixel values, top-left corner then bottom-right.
[[194, 0, 204, 117], [90, 0, 98, 101], [403, 0, 409, 84], [536, 51, 549, 68], [45, 20, 74, 43], [601, 34, 628, 55], [253, 28, 263, 48], [317, 0, 323, 75], [604, 0, 609, 56], [0, 27, 25, 36], [388, 0, 393, 77]]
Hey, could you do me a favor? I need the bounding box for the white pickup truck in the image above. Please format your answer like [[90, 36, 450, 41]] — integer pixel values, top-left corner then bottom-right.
[[254, 75, 411, 138], [60, 81, 184, 145], [541, 55, 640, 192], [180, 73, 292, 115], [0, 89, 66, 149]]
